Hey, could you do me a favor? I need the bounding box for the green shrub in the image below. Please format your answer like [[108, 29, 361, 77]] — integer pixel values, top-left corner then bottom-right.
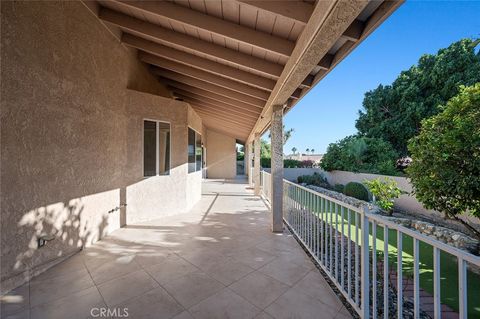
[[320, 135, 399, 175], [344, 182, 370, 201], [260, 157, 271, 168], [333, 184, 345, 193], [284, 159, 301, 168], [407, 84, 480, 238], [297, 172, 329, 188], [364, 177, 404, 214]]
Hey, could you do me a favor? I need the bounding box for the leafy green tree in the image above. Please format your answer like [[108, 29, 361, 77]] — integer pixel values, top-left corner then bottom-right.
[[356, 38, 480, 155], [260, 139, 271, 158], [320, 136, 398, 175], [407, 84, 480, 238]]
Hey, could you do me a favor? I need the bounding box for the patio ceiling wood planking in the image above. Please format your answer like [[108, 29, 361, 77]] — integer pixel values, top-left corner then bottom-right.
[[88, 0, 404, 142]]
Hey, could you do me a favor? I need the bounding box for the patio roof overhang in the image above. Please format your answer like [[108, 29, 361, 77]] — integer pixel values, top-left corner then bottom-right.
[[87, 0, 403, 143]]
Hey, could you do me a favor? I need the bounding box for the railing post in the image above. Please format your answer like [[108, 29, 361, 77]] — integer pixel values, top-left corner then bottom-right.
[[361, 207, 370, 319]]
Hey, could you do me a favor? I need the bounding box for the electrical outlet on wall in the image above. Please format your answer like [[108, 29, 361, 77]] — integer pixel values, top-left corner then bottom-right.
[[37, 234, 55, 249]]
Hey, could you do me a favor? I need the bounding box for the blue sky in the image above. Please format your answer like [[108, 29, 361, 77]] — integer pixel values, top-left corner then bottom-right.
[[279, 1, 480, 155]]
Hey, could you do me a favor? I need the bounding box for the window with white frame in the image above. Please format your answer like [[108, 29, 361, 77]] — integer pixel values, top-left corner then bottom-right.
[[188, 127, 202, 173], [143, 120, 170, 177]]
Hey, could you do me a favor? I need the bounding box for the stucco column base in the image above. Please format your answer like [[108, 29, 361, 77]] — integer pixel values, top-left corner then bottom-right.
[[270, 104, 284, 233], [253, 134, 261, 196]]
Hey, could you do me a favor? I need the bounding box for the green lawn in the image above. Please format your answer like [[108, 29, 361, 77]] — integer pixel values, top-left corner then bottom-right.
[[289, 191, 480, 317]]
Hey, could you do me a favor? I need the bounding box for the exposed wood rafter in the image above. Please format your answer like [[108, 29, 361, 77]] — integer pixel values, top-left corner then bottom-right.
[[236, 0, 314, 25], [164, 80, 263, 114], [123, 34, 276, 91], [145, 58, 271, 100], [114, 0, 295, 57], [170, 88, 261, 119], [99, 8, 284, 78], [157, 74, 266, 108]]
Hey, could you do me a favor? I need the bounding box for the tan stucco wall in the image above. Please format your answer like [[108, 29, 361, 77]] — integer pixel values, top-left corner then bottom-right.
[[0, 1, 202, 292], [123, 91, 204, 225], [206, 130, 237, 179]]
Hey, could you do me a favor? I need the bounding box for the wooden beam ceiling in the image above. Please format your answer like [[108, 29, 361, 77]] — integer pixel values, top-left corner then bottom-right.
[[342, 19, 365, 42], [200, 117, 251, 134], [114, 0, 295, 57], [93, 0, 402, 142], [248, 0, 370, 142], [170, 88, 261, 119], [202, 124, 248, 141], [146, 59, 271, 100], [188, 103, 258, 124], [156, 74, 265, 108], [236, 0, 314, 25], [175, 93, 258, 122], [164, 80, 263, 114], [191, 107, 255, 127], [99, 8, 284, 79], [125, 35, 276, 91], [192, 108, 253, 130], [318, 54, 334, 70], [235, 1, 365, 43], [201, 119, 250, 139]]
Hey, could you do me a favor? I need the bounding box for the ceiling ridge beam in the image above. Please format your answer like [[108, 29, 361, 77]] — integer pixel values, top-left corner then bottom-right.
[[157, 75, 265, 108], [165, 80, 263, 113], [98, 8, 284, 78], [145, 57, 271, 100], [114, 0, 295, 57], [123, 35, 275, 91]]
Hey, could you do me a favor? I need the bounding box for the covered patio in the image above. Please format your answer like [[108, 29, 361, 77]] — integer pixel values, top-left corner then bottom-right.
[[1, 1, 404, 318], [1, 179, 351, 319]]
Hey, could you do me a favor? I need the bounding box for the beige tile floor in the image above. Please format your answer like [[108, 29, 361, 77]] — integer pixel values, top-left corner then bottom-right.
[[1, 178, 352, 319]]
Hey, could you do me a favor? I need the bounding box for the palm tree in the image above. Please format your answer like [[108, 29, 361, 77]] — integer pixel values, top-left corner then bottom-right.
[[284, 127, 294, 145], [311, 148, 315, 154], [268, 126, 294, 145], [292, 147, 297, 155], [306, 148, 310, 154]]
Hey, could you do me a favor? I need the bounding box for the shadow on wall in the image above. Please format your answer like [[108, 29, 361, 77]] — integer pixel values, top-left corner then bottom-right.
[[1, 162, 199, 294]]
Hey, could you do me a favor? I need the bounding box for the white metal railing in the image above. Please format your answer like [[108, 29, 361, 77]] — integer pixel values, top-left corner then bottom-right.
[[259, 171, 480, 319]]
